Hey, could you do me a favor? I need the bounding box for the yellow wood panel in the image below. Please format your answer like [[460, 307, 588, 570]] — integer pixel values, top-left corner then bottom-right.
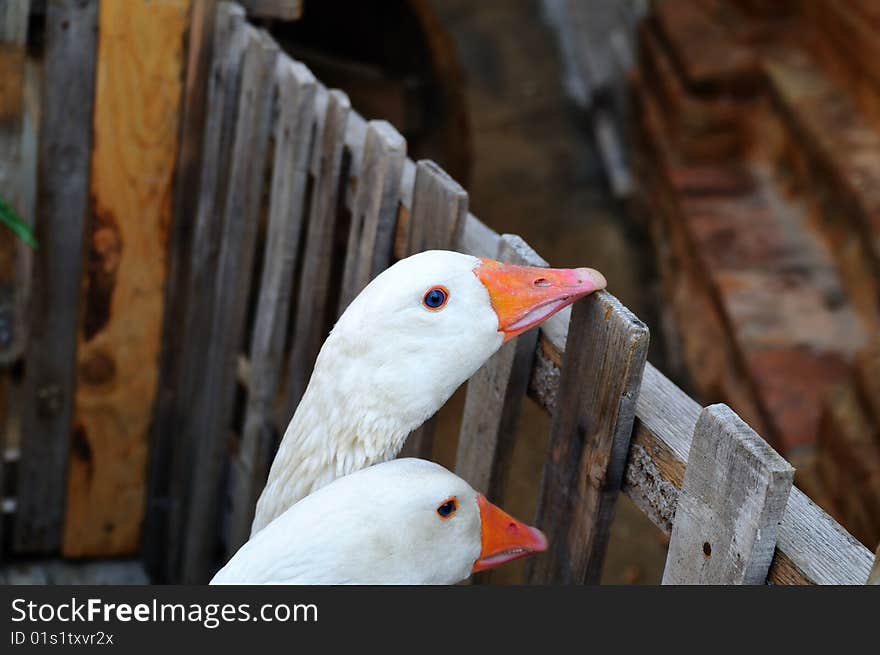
[[62, 0, 190, 557]]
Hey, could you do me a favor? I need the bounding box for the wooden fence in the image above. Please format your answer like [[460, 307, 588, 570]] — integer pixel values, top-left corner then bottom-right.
[[1, 1, 877, 585]]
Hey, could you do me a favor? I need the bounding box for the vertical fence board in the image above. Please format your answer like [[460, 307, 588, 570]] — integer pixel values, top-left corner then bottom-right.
[[226, 58, 316, 556], [143, 0, 218, 576], [158, 2, 248, 581], [662, 404, 795, 585], [179, 27, 279, 583], [0, 0, 31, 366], [337, 120, 406, 315], [60, 0, 190, 559], [284, 89, 351, 412], [526, 291, 649, 584], [14, 0, 98, 553], [399, 160, 468, 459], [455, 234, 544, 496], [0, 0, 30, 561]]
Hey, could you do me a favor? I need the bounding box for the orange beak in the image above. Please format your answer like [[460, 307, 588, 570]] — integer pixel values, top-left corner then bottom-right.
[[473, 259, 607, 342], [472, 494, 548, 573]]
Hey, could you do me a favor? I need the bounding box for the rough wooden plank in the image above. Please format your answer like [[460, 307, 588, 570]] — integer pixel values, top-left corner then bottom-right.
[[60, 0, 190, 559], [0, 0, 31, 365], [526, 291, 649, 584], [143, 0, 217, 577], [455, 234, 546, 497], [284, 89, 351, 413], [0, 0, 30, 562], [399, 160, 468, 460], [337, 120, 406, 315], [179, 27, 278, 584], [240, 0, 301, 20], [159, 2, 248, 581], [662, 404, 795, 584], [14, 0, 98, 553], [226, 58, 316, 557]]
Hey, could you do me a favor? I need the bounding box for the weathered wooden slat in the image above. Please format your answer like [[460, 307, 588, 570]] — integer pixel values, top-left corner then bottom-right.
[[0, 0, 30, 561], [143, 0, 218, 577], [337, 120, 406, 315], [226, 58, 317, 556], [662, 404, 795, 584], [0, 0, 31, 366], [60, 0, 190, 559], [159, 1, 248, 582], [399, 160, 468, 460], [284, 89, 351, 413], [526, 291, 649, 584], [179, 26, 279, 584], [455, 234, 546, 497], [14, 0, 98, 553]]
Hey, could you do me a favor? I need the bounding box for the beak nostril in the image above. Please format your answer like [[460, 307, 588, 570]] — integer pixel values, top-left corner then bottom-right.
[[533, 278, 550, 287]]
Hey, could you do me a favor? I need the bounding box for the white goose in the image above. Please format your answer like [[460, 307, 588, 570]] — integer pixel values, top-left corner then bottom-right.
[[252, 250, 606, 533], [214, 458, 547, 584]]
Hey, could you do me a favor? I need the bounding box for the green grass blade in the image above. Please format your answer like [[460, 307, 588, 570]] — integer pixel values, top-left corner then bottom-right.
[[0, 195, 38, 249]]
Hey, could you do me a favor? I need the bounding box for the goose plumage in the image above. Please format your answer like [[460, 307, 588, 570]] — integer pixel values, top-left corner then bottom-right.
[[214, 458, 547, 585]]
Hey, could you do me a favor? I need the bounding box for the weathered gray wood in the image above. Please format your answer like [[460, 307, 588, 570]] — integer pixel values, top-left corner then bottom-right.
[[868, 545, 880, 585], [179, 27, 279, 584], [240, 0, 302, 20], [662, 404, 795, 585], [0, 0, 30, 561], [160, 1, 248, 582], [144, 0, 220, 581], [226, 58, 317, 557], [0, 0, 31, 366], [14, 0, 97, 553], [406, 159, 468, 256], [284, 89, 351, 414], [399, 160, 468, 460], [455, 234, 545, 497], [526, 290, 649, 584], [337, 120, 406, 315]]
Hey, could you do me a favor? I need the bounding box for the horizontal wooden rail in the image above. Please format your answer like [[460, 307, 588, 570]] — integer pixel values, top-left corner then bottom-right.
[[336, 107, 875, 585]]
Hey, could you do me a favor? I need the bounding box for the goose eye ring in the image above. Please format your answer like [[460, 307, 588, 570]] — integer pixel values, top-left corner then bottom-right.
[[436, 497, 457, 519], [422, 286, 449, 310]]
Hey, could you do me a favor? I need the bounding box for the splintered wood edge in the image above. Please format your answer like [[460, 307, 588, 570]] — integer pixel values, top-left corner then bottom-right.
[[309, 77, 876, 585]]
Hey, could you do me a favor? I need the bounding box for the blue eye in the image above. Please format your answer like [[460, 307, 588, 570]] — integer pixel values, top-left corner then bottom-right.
[[436, 498, 457, 518], [422, 286, 449, 310]]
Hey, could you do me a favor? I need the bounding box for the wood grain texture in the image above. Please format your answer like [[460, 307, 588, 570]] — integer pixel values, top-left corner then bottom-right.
[[0, 0, 31, 364], [160, 2, 248, 581], [143, 0, 217, 578], [180, 26, 279, 584], [60, 0, 190, 559], [226, 57, 316, 556], [526, 291, 649, 584], [662, 404, 795, 584], [337, 120, 406, 315], [284, 88, 351, 413], [455, 234, 546, 497], [399, 159, 468, 460], [14, 0, 98, 553], [0, 0, 30, 560]]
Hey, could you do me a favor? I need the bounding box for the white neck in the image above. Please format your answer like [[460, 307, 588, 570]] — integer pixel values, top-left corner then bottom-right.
[[251, 350, 426, 534]]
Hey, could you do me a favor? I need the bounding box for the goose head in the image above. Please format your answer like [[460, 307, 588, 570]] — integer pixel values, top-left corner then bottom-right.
[[215, 459, 548, 584], [325, 250, 606, 429]]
